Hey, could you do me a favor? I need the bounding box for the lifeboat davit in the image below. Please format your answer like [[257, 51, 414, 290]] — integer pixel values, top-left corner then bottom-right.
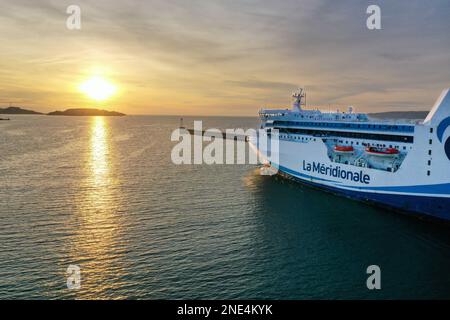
[[333, 145, 354, 154], [365, 147, 399, 157]]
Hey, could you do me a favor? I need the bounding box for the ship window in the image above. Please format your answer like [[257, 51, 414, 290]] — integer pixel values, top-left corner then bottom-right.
[[272, 127, 414, 143], [430, 128, 433, 133], [429, 139, 432, 145], [427, 170, 431, 176], [428, 160, 431, 166], [429, 150, 432, 156], [403, 146, 406, 150]]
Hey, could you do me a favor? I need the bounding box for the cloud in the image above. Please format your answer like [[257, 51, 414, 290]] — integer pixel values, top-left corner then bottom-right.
[[225, 80, 298, 91], [0, 0, 449, 115]]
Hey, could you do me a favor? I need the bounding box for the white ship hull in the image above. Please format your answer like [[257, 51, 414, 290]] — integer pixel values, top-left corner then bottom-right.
[[252, 88, 450, 221]]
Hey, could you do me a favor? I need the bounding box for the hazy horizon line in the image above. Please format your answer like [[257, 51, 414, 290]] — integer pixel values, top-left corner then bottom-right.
[[2, 109, 431, 118]]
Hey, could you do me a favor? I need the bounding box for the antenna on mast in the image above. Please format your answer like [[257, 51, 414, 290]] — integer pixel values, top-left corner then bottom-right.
[[292, 88, 306, 112], [304, 89, 307, 107]]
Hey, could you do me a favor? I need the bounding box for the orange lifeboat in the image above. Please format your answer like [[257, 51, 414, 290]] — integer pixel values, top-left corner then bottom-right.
[[333, 145, 354, 154], [365, 146, 399, 157]]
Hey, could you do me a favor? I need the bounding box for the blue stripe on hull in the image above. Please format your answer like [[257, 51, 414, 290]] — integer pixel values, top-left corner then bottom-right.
[[278, 168, 450, 222]]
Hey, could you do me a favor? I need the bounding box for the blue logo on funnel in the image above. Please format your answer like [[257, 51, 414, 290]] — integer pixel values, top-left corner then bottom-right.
[[437, 116, 450, 160]]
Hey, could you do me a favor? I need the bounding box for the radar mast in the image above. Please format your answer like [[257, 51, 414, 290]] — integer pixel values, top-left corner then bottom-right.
[[292, 88, 306, 112]]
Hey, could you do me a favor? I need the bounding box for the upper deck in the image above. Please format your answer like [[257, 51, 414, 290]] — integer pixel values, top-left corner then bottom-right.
[[259, 89, 417, 135], [259, 108, 369, 122]]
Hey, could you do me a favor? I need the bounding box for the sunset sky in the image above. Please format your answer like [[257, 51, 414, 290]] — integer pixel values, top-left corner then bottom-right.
[[0, 0, 449, 115]]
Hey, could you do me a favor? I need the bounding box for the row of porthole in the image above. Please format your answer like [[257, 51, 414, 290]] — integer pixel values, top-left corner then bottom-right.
[[272, 121, 413, 132], [279, 135, 316, 142], [427, 128, 433, 176]]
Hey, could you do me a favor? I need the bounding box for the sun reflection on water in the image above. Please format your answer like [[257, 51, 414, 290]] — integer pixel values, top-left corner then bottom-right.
[[91, 117, 109, 181], [69, 117, 127, 299]]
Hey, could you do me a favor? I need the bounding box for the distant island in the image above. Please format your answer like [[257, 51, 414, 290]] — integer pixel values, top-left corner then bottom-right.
[[368, 111, 428, 120], [0, 106, 42, 114], [47, 108, 125, 116], [0, 106, 125, 116]]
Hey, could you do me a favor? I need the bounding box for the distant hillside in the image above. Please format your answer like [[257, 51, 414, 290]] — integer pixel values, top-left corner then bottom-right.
[[0, 106, 42, 115], [47, 108, 125, 116], [368, 111, 428, 120]]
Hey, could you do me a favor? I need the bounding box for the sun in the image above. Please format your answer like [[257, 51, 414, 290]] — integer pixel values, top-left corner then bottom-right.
[[79, 76, 117, 101]]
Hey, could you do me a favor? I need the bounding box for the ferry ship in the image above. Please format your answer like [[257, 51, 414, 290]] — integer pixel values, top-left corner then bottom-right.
[[250, 88, 450, 221]]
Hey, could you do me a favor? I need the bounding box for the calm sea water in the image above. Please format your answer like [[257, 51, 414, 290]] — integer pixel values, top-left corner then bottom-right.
[[1, 115, 450, 299]]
